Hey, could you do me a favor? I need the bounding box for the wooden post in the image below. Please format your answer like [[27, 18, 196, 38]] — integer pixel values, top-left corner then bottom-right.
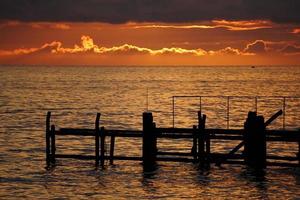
[[95, 113, 100, 166], [198, 111, 207, 167], [205, 116, 210, 166], [142, 112, 157, 170], [192, 125, 198, 161], [244, 112, 266, 169], [110, 136, 115, 165], [100, 126, 105, 168], [198, 111, 204, 164], [152, 122, 157, 156], [46, 112, 51, 166], [50, 125, 56, 164], [298, 129, 300, 166]]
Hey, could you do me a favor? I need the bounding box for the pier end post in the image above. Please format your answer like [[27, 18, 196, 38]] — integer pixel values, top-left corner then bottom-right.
[[244, 112, 266, 169], [142, 112, 157, 170]]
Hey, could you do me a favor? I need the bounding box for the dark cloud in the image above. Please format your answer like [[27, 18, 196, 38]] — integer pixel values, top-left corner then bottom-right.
[[243, 40, 267, 54], [280, 45, 300, 54], [0, 0, 300, 23]]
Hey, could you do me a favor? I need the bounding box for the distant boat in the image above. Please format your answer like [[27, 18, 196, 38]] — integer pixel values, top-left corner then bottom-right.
[[251, 66, 255, 68]]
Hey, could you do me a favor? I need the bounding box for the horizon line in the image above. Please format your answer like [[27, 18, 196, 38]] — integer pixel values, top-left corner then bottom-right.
[[1, 64, 300, 67]]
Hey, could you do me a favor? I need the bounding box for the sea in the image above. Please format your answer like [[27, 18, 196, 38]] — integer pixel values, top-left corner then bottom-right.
[[0, 65, 300, 199]]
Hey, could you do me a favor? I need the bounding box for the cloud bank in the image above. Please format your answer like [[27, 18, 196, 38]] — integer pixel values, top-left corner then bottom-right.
[[2, 35, 296, 58]]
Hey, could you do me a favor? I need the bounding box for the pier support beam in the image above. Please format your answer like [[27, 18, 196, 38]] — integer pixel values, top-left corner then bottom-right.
[[100, 127, 106, 168], [192, 125, 198, 161], [298, 129, 300, 167], [50, 125, 56, 164], [198, 111, 208, 168], [45, 112, 51, 166], [244, 112, 266, 169], [95, 113, 101, 166], [142, 112, 157, 170], [110, 135, 115, 165]]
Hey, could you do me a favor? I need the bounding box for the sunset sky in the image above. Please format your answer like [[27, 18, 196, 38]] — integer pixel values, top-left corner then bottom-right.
[[1, 0, 300, 65]]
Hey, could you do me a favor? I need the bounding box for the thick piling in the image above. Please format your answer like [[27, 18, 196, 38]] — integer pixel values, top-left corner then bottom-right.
[[244, 112, 266, 169], [142, 112, 157, 170]]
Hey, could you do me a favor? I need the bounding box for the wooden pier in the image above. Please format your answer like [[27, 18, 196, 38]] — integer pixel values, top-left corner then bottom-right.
[[45, 110, 300, 170]]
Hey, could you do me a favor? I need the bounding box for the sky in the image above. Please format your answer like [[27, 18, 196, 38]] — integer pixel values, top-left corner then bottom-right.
[[0, 0, 300, 65]]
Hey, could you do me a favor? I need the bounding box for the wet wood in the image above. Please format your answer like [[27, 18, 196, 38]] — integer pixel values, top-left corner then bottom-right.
[[244, 112, 266, 169], [45, 111, 51, 166], [109, 136, 115, 164], [142, 112, 157, 168], [45, 111, 300, 169], [192, 125, 197, 160], [50, 125, 56, 163], [95, 113, 100, 166], [100, 126, 105, 167]]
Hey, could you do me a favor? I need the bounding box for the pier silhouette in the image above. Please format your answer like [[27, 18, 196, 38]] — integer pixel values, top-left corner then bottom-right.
[[45, 96, 300, 171]]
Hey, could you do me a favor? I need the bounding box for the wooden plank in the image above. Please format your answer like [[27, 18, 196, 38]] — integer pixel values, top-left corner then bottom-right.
[[266, 130, 299, 136], [267, 155, 298, 161], [210, 135, 243, 140], [56, 128, 299, 140], [156, 127, 194, 133], [266, 162, 299, 167], [56, 154, 142, 161], [56, 154, 95, 160], [210, 153, 243, 160], [55, 130, 299, 141], [57, 128, 95, 136], [157, 151, 192, 156], [156, 157, 194, 162], [54, 154, 300, 167], [110, 156, 142, 161], [105, 130, 142, 137], [206, 129, 244, 135], [158, 133, 193, 139], [266, 136, 299, 142]]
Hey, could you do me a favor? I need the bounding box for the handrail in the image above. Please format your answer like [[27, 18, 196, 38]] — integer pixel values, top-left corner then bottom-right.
[[172, 95, 300, 129]]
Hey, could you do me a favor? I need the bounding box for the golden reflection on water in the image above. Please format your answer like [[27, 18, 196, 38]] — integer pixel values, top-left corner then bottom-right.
[[0, 66, 300, 199]]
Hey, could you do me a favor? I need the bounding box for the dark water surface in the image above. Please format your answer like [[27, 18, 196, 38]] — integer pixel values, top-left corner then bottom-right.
[[0, 66, 300, 199]]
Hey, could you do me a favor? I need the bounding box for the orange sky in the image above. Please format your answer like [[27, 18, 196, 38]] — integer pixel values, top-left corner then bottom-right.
[[1, 20, 300, 65]]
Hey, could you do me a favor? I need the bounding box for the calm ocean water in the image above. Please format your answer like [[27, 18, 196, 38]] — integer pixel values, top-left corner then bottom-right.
[[0, 66, 300, 199]]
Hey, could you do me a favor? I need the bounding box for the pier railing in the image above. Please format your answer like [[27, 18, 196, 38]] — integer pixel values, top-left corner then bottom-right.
[[172, 96, 300, 129]]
